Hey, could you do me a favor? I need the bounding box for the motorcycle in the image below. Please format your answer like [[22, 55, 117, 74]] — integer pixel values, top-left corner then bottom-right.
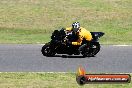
[[41, 28, 104, 57]]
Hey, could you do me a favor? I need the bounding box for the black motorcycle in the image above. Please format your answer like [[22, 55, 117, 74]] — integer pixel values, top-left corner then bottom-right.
[[41, 29, 104, 57]]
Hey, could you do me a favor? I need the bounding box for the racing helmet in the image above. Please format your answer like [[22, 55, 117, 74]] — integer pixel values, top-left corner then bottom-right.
[[72, 22, 80, 32]]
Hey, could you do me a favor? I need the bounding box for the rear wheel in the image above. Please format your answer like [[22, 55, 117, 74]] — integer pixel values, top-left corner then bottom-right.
[[81, 42, 100, 57], [41, 43, 56, 57], [90, 42, 100, 56]]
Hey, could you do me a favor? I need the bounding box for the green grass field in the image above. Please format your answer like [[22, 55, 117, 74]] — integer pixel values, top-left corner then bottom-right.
[[0, 73, 131, 88], [0, 0, 131, 44]]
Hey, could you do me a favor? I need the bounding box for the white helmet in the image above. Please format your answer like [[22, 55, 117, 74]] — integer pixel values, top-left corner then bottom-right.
[[72, 22, 80, 32], [72, 22, 80, 29]]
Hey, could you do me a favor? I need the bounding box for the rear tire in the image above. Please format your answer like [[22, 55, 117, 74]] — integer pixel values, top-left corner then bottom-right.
[[90, 42, 100, 56], [81, 42, 100, 57], [41, 43, 56, 57]]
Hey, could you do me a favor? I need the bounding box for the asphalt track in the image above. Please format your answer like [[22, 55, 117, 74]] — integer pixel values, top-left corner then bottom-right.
[[0, 44, 132, 73]]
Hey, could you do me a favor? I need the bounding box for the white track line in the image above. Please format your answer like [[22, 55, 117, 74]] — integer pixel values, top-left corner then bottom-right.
[[39, 44, 132, 46], [113, 45, 132, 46]]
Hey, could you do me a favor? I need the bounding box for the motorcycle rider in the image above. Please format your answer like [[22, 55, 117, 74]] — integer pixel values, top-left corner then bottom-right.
[[64, 22, 93, 53]]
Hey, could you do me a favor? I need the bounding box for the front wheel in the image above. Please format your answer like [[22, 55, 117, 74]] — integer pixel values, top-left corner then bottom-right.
[[41, 43, 56, 57]]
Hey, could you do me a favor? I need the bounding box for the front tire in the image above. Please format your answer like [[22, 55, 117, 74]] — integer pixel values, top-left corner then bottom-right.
[[41, 43, 55, 57]]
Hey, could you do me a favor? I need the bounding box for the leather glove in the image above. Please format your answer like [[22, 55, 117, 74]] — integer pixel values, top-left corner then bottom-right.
[[63, 38, 71, 45], [66, 41, 72, 46]]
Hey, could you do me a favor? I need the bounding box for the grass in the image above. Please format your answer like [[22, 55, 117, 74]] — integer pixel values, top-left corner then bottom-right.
[[0, 72, 131, 88], [0, 27, 51, 44], [0, 0, 132, 44]]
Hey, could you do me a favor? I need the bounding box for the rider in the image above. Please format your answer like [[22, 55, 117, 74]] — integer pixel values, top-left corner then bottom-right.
[[65, 22, 93, 52]]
